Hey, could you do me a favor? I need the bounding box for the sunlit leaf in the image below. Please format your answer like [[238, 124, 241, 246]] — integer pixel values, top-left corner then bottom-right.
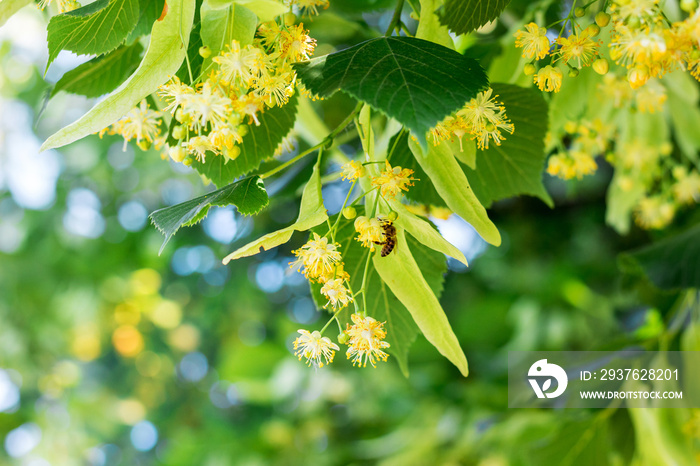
[[150, 176, 269, 253], [222, 156, 327, 263], [191, 94, 299, 188], [0, 0, 31, 27], [408, 137, 501, 246], [293, 36, 488, 149], [41, 0, 196, 151], [438, 0, 511, 35], [46, 0, 139, 69], [52, 43, 144, 98], [462, 83, 553, 208]]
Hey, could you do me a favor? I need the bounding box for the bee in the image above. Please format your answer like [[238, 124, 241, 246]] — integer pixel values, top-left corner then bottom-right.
[[374, 218, 397, 257]]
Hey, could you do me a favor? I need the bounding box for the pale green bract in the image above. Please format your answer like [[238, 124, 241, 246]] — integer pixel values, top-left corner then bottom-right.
[[0, 0, 31, 27], [222, 157, 328, 263], [373, 228, 469, 376], [40, 0, 196, 152], [408, 137, 502, 246]]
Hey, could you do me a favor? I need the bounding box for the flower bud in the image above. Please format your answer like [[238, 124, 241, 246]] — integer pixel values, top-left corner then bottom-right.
[[595, 11, 610, 27], [342, 206, 357, 220], [680, 0, 697, 12], [387, 211, 398, 221], [568, 67, 580, 78], [136, 139, 152, 151], [224, 145, 241, 161], [169, 145, 187, 163], [172, 125, 185, 140], [585, 24, 600, 37], [574, 7, 585, 17], [337, 333, 349, 345], [592, 58, 609, 75], [198, 46, 211, 59], [524, 63, 537, 76], [283, 12, 296, 26]]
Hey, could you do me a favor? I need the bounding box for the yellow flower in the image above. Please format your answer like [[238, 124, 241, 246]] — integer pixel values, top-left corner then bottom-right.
[[556, 30, 601, 68], [344, 313, 390, 368], [534, 65, 563, 92], [514, 23, 551, 60], [354, 216, 385, 250], [279, 24, 317, 62], [634, 80, 667, 113], [231, 93, 264, 126], [635, 196, 676, 229], [672, 167, 700, 204], [213, 41, 263, 87], [254, 71, 295, 107], [293, 330, 339, 368], [429, 206, 452, 220], [371, 161, 416, 199], [182, 82, 231, 131], [320, 278, 353, 310], [289, 233, 343, 281], [110, 100, 163, 150], [186, 136, 217, 162], [457, 88, 514, 150], [38, 0, 79, 13], [546, 150, 598, 180], [341, 161, 366, 182], [158, 76, 195, 115]]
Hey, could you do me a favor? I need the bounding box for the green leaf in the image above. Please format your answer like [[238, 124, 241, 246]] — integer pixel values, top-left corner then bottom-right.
[[416, 0, 453, 49], [462, 83, 553, 208], [408, 137, 501, 246], [126, 0, 166, 42], [150, 176, 269, 253], [293, 37, 488, 149], [51, 43, 144, 98], [619, 224, 700, 290], [330, 0, 394, 13], [191, 93, 299, 188], [309, 209, 447, 377], [176, 18, 204, 82], [388, 130, 446, 207], [373, 228, 468, 376], [46, 0, 139, 69], [232, 0, 286, 21], [0, 0, 31, 28], [222, 157, 327, 263], [438, 0, 511, 35], [40, 0, 195, 151], [201, 1, 257, 56]]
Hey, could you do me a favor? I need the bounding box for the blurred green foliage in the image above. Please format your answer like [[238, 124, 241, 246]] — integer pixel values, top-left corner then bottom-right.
[[1, 2, 700, 465]]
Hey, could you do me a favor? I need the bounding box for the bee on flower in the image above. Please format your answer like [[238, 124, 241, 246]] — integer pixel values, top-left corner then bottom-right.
[[344, 313, 390, 368], [371, 161, 416, 199], [293, 329, 339, 367], [354, 216, 385, 250]]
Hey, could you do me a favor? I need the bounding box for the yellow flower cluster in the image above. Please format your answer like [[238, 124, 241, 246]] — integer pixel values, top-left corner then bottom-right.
[[102, 21, 318, 164], [609, 1, 700, 87], [430, 88, 514, 150], [547, 119, 614, 180], [371, 160, 416, 199], [293, 330, 339, 367], [100, 100, 165, 152], [285, 0, 330, 16], [38, 0, 80, 13], [344, 313, 390, 368], [354, 216, 385, 251]]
